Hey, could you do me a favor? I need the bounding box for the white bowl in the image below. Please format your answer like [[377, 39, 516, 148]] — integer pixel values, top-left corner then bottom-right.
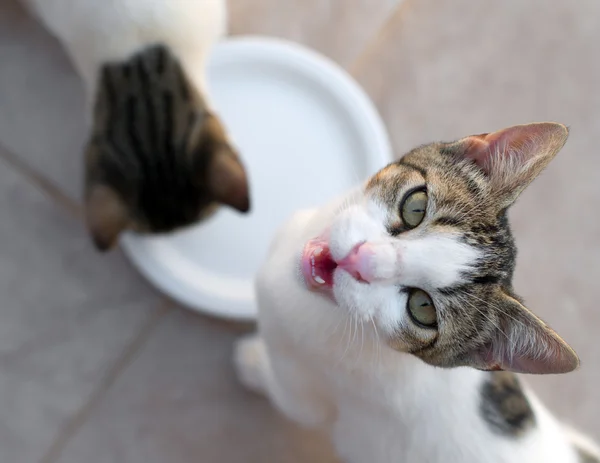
[[121, 36, 392, 321]]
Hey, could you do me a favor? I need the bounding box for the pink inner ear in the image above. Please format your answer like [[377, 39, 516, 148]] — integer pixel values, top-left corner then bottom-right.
[[463, 135, 492, 171], [476, 323, 580, 375], [462, 125, 536, 174], [462, 123, 570, 176]]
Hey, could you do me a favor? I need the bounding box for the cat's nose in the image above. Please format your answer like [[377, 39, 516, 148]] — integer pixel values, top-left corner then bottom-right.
[[338, 241, 399, 283], [338, 242, 376, 283]]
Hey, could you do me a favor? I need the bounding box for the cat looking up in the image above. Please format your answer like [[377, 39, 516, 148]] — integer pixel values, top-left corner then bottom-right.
[[21, 0, 250, 250], [235, 122, 600, 463]]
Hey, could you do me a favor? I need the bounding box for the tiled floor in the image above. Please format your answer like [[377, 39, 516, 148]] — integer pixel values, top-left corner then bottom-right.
[[0, 0, 598, 462]]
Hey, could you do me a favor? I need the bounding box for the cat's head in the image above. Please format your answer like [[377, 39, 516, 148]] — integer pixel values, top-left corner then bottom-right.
[[83, 45, 250, 251], [301, 122, 579, 375]]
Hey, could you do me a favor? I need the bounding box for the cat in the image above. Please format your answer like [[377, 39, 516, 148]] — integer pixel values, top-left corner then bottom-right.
[[234, 122, 600, 463], [21, 0, 250, 250]]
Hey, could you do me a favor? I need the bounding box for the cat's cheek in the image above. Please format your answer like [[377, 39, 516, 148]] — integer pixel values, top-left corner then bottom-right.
[[332, 271, 396, 324], [385, 334, 414, 353], [365, 195, 392, 226], [376, 296, 408, 339]]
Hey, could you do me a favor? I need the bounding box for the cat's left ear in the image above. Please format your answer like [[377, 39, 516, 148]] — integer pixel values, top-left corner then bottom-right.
[[206, 152, 250, 213], [85, 185, 130, 252], [188, 113, 251, 213], [456, 122, 569, 206], [467, 291, 579, 375]]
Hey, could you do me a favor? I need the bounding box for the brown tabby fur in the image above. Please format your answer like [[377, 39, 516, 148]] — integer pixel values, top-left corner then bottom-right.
[[479, 371, 535, 437]]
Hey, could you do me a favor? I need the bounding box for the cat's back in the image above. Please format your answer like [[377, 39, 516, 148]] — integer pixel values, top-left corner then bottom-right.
[[21, 0, 226, 88], [22, 0, 226, 38]]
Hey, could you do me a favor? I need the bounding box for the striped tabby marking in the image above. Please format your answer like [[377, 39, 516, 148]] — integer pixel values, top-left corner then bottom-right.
[[480, 371, 535, 437]]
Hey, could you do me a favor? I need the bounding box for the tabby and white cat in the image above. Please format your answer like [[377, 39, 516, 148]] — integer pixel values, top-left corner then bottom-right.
[[22, 0, 249, 250], [234, 123, 600, 462]]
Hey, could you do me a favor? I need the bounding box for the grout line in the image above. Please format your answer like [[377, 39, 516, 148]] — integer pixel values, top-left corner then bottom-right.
[[172, 302, 256, 333], [348, 0, 413, 77], [40, 301, 174, 463], [0, 141, 81, 218]]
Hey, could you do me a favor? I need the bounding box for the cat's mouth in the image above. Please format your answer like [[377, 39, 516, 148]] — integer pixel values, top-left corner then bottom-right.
[[301, 239, 337, 291], [302, 238, 372, 292]]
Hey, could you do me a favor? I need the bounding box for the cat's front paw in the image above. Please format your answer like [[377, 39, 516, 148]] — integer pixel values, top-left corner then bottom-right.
[[233, 334, 269, 395]]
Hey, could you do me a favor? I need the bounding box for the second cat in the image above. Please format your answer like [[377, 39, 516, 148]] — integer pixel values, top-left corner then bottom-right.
[[22, 0, 250, 250]]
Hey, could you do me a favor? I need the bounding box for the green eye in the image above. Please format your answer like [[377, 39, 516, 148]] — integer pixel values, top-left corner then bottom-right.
[[401, 190, 428, 228], [407, 289, 437, 327]]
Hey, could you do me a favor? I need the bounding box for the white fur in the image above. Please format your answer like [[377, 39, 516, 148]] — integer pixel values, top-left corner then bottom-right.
[[325, 196, 480, 336], [235, 188, 599, 463], [21, 0, 226, 105], [328, 199, 480, 289]]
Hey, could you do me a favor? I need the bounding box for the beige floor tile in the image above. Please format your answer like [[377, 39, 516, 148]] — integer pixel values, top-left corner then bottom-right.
[[228, 0, 401, 67], [0, 0, 86, 201], [0, 152, 158, 356], [354, 0, 600, 439], [55, 310, 338, 463], [0, 301, 160, 463], [0, 153, 162, 462]]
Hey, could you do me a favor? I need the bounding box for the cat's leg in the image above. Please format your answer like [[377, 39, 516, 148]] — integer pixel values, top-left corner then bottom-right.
[[234, 334, 333, 428], [233, 333, 271, 395]]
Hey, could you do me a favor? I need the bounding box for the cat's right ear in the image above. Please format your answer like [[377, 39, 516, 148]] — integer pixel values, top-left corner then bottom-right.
[[188, 113, 251, 213], [467, 292, 580, 375], [206, 153, 251, 213], [453, 122, 569, 206], [84, 185, 129, 252]]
